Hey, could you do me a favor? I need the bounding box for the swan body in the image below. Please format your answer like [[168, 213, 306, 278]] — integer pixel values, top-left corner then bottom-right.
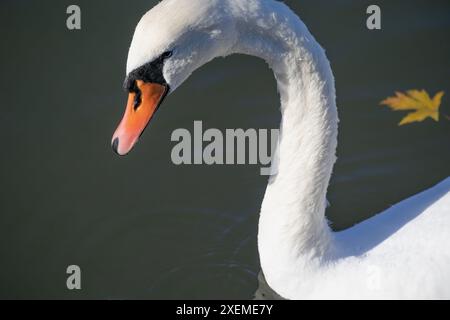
[[114, 0, 450, 299]]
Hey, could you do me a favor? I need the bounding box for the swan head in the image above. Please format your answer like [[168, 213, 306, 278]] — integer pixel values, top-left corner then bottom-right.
[[112, 0, 237, 155]]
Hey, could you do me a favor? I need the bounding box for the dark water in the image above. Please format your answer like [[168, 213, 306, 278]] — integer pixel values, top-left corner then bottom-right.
[[0, 0, 449, 299]]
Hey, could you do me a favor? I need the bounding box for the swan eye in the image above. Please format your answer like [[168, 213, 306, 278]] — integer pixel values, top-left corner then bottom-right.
[[161, 51, 173, 59]]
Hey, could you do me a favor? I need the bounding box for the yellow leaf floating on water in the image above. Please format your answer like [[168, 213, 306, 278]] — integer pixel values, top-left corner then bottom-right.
[[380, 89, 445, 126]]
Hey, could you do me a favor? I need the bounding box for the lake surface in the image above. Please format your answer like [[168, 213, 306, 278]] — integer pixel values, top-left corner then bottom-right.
[[0, 0, 449, 299]]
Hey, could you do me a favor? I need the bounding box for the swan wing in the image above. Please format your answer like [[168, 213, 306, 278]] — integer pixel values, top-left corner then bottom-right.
[[328, 177, 450, 299]]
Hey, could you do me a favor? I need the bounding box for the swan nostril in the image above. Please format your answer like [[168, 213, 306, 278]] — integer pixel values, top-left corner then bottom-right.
[[112, 137, 120, 155]]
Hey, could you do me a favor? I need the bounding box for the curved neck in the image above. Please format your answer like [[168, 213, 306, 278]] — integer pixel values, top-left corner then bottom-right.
[[229, 0, 339, 295]]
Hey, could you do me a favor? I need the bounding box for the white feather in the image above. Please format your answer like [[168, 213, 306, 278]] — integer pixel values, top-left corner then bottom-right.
[[126, 0, 450, 299]]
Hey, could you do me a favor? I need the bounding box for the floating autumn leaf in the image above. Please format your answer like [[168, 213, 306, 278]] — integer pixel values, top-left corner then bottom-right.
[[380, 89, 445, 126]]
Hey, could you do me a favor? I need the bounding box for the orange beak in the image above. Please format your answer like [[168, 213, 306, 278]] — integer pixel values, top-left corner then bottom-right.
[[112, 80, 168, 156]]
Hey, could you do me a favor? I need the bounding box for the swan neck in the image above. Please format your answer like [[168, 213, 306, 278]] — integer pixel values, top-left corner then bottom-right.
[[231, 1, 339, 295]]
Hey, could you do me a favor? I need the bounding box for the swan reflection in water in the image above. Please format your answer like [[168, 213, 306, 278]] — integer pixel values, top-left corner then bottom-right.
[[254, 272, 284, 300]]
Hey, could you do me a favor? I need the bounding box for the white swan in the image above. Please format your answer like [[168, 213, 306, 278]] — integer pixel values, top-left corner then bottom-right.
[[111, 0, 450, 299]]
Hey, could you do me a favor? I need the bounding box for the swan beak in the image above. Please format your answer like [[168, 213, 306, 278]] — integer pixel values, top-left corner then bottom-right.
[[112, 81, 168, 156]]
